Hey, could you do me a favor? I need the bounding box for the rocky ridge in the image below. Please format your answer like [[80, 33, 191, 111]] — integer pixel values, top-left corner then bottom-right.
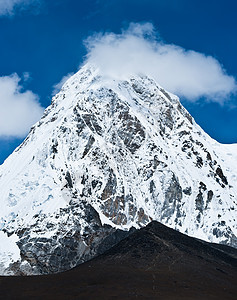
[[0, 64, 236, 274], [0, 221, 237, 299]]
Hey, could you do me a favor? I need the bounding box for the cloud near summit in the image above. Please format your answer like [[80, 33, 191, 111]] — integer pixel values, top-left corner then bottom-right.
[[85, 23, 237, 103], [0, 74, 44, 138]]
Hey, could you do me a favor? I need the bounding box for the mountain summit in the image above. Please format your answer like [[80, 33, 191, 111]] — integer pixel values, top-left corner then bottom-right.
[[0, 64, 236, 275]]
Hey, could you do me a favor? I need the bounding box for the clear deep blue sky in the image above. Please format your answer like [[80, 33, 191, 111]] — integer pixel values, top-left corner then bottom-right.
[[0, 0, 237, 164]]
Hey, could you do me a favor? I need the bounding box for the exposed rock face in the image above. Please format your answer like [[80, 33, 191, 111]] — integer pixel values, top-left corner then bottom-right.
[[0, 64, 236, 274], [1, 221, 237, 300], [3, 199, 135, 275]]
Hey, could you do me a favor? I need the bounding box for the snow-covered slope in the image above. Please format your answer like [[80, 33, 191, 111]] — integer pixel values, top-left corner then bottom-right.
[[0, 64, 236, 274]]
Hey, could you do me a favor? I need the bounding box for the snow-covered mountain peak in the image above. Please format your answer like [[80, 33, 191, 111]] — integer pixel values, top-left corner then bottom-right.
[[0, 64, 236, 275]]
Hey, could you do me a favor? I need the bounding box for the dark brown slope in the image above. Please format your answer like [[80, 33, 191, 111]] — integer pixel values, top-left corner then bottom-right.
[[0, 221, 236, 300]]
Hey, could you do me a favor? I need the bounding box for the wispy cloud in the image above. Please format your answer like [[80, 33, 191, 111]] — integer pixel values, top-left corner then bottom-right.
[[52, 73, 74, 96], [0, 73, 44, 138], [84, 22, 237, 103], [0, 0, 41, 16]]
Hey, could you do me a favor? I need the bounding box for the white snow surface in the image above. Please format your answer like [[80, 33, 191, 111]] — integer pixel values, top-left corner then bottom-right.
[[0, 63, 237, 273], [0, 232, 20, 274]]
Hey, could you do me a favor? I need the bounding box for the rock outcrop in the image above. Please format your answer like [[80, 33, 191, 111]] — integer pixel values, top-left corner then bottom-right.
[[0, 64, 236, 274]]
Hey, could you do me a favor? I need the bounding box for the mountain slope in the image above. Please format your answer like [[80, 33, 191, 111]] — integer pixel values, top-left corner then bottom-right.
[[0, 221, 236, 300], [0, 64, 236, 274]]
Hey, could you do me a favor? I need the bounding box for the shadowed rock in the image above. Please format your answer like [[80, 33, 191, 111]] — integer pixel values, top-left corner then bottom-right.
[[0, 221, 236, 300]]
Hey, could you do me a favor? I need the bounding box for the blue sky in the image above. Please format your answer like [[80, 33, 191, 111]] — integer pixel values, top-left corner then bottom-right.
[[0, 0, 237, 164]]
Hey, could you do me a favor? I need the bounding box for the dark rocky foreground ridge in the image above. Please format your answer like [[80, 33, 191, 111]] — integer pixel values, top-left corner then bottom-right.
[[0, 221, 236, 300], [0, 66, 237, 274]]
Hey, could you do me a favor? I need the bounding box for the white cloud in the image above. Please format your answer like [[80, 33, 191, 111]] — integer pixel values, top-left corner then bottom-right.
[[22, 71, 31, 82], [52, 73, 74, 96], [0, 73, 44, 138], [85, 22, 237, 103], [0, 0, 40, 16]]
